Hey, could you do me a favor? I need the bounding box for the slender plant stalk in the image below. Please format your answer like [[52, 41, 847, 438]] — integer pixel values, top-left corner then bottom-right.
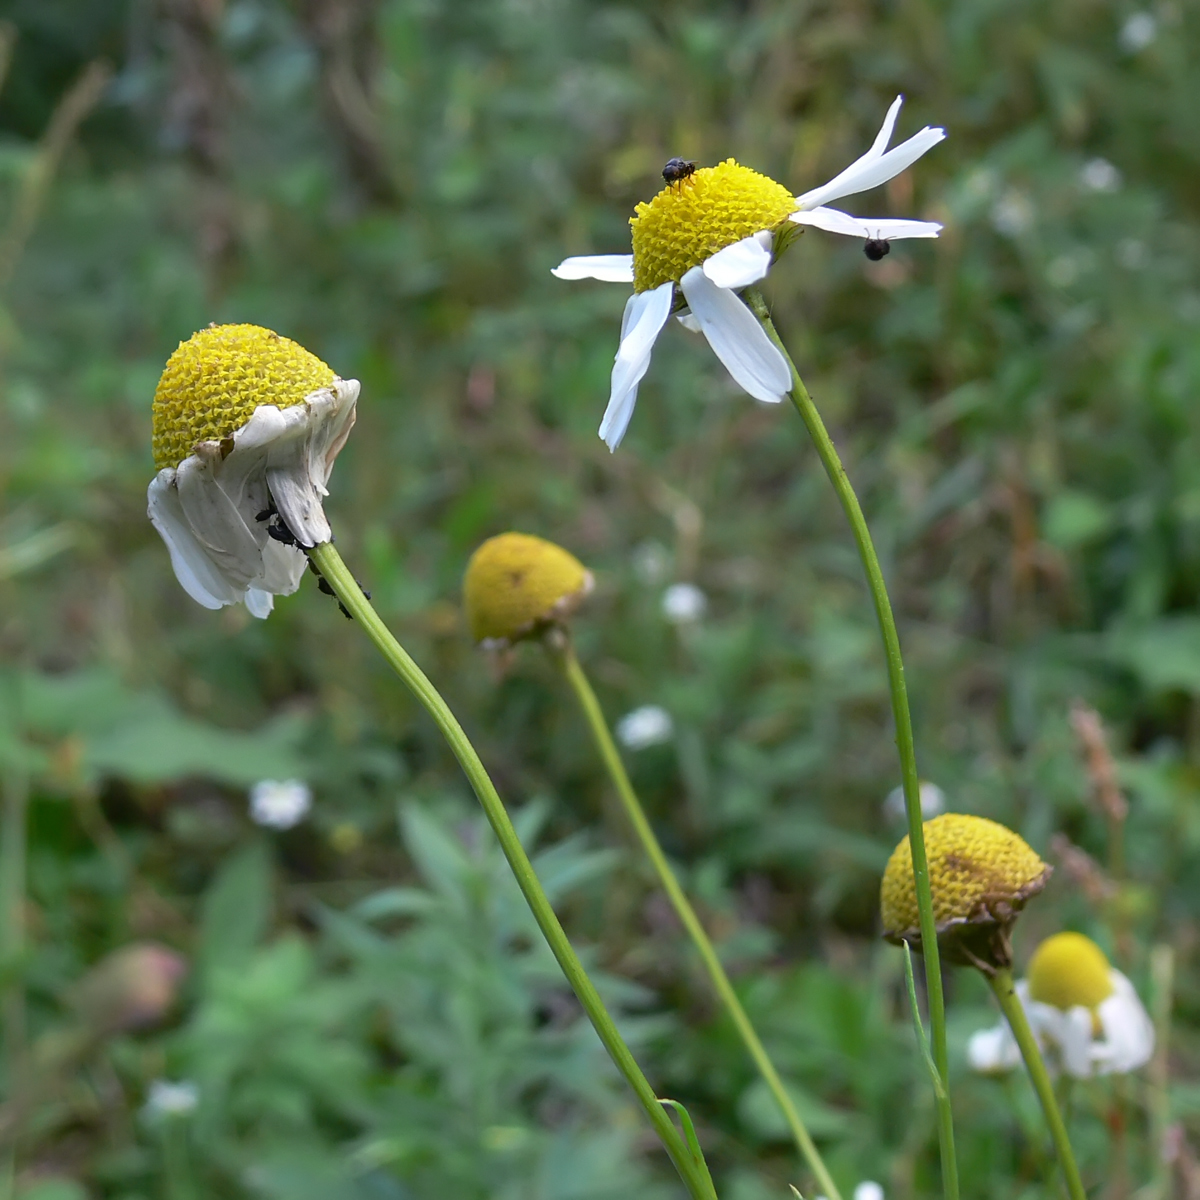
[[308, 542, 718, 1200], [745, 288, 959, 1200], [553, 639, 841, 1200], [0, 768, 28, 1200], [989, 968, 1087, 1200]]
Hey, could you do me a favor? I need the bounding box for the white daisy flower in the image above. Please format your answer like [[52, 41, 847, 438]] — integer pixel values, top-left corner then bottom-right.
[[661, 581, 707, 623], [553, 96, 945, 449], [615, 705, 674, 750], [249, 779, 313, 830], [148, 324, 358, 618], [967, 932, 1154, 1079]]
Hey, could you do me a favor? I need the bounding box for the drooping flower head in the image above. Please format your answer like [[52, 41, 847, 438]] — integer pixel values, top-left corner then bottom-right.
[[881, 813, 1051, 971], [147, 324, 359, 617], [463, 532, 594, 648], [968, 932, 1155, 1078], [554, 96, 946, 450]]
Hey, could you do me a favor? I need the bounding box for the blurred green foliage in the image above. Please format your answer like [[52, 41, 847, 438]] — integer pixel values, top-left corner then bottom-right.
[[1, 0, 1199, 1196]]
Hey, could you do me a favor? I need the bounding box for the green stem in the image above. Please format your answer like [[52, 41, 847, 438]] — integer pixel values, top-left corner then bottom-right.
[[989, 968, 1087, 1200], [746, 288, 958, 1200], [554, 639, 841, 1200], [307, 543, 717, 1200]]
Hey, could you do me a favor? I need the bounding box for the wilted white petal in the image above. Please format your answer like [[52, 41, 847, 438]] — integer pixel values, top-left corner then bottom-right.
[[1094, 970, 1155, 1074], [790, 207, 942, 241], [679, 266, 789, 404], [616, 705, 674, 750], [702, 231, 773, 289], [552, 255, 635, 283], [244, 588, 275, 619], [147, 472, 239, 610], [599, 281, 674, 450], [175, 448, 265, 589]]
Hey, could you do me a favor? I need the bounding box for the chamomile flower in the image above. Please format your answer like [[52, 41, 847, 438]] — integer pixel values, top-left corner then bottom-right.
[[967, 932, 1154, 1078], [148, 324, 359, 617], [553, 96, 945, 449]]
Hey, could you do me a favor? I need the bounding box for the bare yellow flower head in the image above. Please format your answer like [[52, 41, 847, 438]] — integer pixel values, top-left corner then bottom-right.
[[630, 160, 797, 293], [881, 813, 1051, 970], [1027, 932, 1114, 1012], [152, 323, 336, 470], [464, 532, 594, 646]]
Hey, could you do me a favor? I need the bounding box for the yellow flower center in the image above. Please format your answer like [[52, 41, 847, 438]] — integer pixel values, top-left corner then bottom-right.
[[1027, 932, 1115, 1011], [881, 813, 1050, 938], [630, 160, 797, 293], [463, 532, 593, 645], [152, 323, 337, 471]]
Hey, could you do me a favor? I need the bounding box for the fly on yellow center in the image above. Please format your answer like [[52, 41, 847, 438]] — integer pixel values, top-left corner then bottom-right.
[[630, 159, 797, 293], [152, 324, 337, 471], [1027, 932, 1115, 1012]]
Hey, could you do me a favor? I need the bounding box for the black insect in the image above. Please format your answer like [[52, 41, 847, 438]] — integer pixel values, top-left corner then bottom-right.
[[662, 157, 697, 187], [863, 238, 891, 261], [307, 557, 371, 620], [256, 500, 304, 549]]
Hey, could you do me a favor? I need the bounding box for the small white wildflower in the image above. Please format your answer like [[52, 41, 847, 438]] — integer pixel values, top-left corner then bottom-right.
[[1119, 11, 1157, 52], [616, 705, 674, 750], [883, 780, 945, 823], [662, 582, 707, 623], [144, 1079, 199, 1118], [1080, 158, 1121, 193], [249, 779, 312, 830], [854, 1185, 885, 1200], [633, 540, 671, 586], [990, 191, 1034, 237]]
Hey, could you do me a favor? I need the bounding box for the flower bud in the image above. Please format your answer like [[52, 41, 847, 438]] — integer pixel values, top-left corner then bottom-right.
[[69, 942, 188, 1035]]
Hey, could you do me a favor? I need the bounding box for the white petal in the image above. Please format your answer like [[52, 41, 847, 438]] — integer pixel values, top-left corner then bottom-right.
[[675, 310, 702, 333], [1094, 970, 1155, 1074], [966, 1023, 1020, 1073], [789, 207, 942, 241], [599, 281, 673, 451], [244, 587, 275, 618], [702, 231, 774, 289], [147, 471, 240, 610], [678, 266, 790, 404], [175, 449, 264, 589], [796, 98, 946, 212], [258, 536, 308, 596], [1057, 1007, 1097, 1079], [551, 255, 635, 283]]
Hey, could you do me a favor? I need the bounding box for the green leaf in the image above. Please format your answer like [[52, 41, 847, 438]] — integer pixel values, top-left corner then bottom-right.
[[199, 840, 273, 982]]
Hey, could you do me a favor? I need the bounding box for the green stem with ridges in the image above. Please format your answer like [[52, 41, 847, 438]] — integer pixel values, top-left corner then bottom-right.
[[554, 639, 841, 1200], [745, 288, 958, 1200], [989, 968, 1087, 1200], [307, 542, 717, 1200]]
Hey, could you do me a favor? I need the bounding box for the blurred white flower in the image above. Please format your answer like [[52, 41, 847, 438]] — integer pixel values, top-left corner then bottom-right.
[[633, 540, 671, 586], [1080, 158, 1121, 193], [249, 779, 312, 829], [616, 705, 674, 750], [968, 932, 1154, 1079], [1119, 11, 1157, 52], [817, 1184, 884, 1200], [144, 1079, 199, 1118], [662, 582, 708, 623], [990, 191, 1034, 237], [884, 780, 945, 823]]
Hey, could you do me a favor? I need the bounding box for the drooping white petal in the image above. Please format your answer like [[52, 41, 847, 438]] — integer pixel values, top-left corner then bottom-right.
[[676, 311, 702, 333], [702, 231, 773, 289], [244, 588, 275, 619], [1095, 970, 1154, 1074], [795, 96, 945, 212], [551, 255, 636, 283], [789, 207, 943, 241], [598, 280, 673, 451], [175, 450, 265, 589], [679, 266, 789, 404], [147, 471, 240, 610]]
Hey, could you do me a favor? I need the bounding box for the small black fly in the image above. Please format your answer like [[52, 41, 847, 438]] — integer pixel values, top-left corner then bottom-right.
[[662, 157, 697, 187], [863, 238, 891, 262]]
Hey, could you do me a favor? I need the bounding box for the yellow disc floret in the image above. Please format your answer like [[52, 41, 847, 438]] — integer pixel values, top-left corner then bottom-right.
[[1027, 932, 1114, 1012], [463, 532, 594, 645], [881, 813, 1050, 940], [152, 323, 336, 470], [630, 160, 797, 293]]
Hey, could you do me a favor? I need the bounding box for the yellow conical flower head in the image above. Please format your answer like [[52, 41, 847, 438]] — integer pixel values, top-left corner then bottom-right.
[[630, 160, 797, 293], [152, 324, 336, 470], [881, 813, 1050, 942], [464, 532, 594, 645], [1027, 932, 1115, 1012]]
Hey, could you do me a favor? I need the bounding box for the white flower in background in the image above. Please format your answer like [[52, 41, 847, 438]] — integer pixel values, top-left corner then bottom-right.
[[817, 1184, 884, 1200], [632, 540, 672, 586], [1119, 11, 1157, 52], [144, 1079, 199, 1118], [616, 705, 674, 750], [662, 582, 708, 623], [967, 932, 1154, 1078], [1080, 158, 1121, 193], [990, 191, 1035, 236], [249, 779, 313, 829], [553, 96, 945, 449], [883, 780, 945, 823], [148, 324, 358, 618]]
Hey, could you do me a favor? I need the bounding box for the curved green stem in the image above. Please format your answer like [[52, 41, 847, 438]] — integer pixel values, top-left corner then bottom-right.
[[745, 289, 958, 1200], [989, 968, 1087, 1200], [307, 543, 717, 1200], [554, 639, 841, 1200]]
